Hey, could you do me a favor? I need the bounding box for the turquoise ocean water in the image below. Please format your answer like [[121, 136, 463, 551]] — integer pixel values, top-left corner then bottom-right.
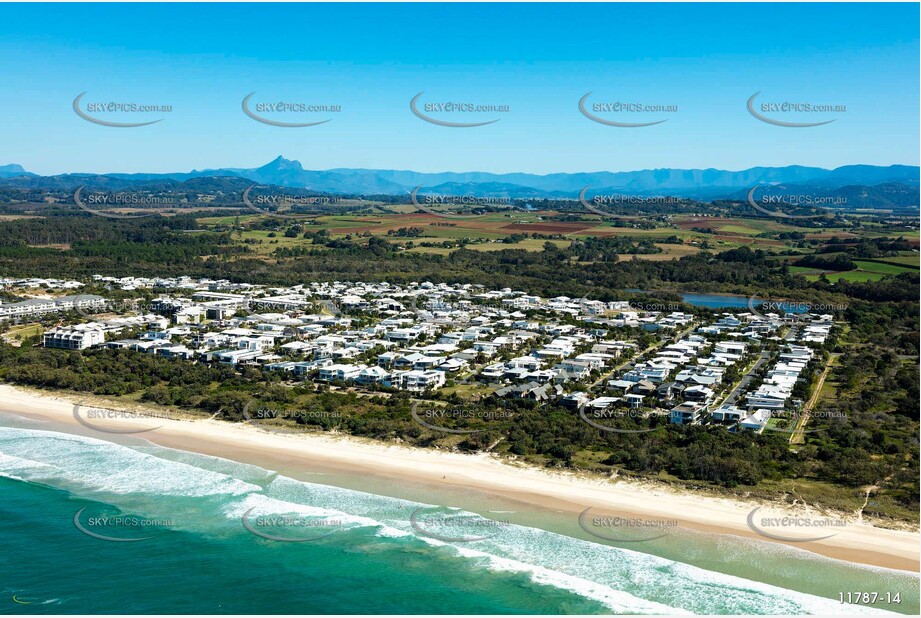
[[0, 412, 917, 615]]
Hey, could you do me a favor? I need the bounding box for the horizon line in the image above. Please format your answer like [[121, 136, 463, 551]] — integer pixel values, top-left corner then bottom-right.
[[6, 159, 920, 179]]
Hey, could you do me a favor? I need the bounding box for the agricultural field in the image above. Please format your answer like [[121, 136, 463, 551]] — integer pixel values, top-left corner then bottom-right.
[[408, 238, 572, 254], [801, 259, 917, 283], [853, 260, 916, 275], [197, 214, 269, 226], [197, 208, 920, 266], [235, 230, 331, 255], [865, 254, 920, 268], [628, 243, 703, 261]]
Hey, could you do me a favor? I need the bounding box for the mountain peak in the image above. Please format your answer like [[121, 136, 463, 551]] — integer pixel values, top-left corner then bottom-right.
[[260, 156, 303, 172], [0, 163, 33, 179]]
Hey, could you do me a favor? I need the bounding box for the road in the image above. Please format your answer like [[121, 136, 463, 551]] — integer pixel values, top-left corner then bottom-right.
[[721, 351, 770, 407], [707, 324, 800, 410], [589, 323, 697, 391], [789, 352, 840, 445]]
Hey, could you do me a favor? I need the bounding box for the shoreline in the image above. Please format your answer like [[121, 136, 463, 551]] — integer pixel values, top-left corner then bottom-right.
[[1, 383, 918, 573]]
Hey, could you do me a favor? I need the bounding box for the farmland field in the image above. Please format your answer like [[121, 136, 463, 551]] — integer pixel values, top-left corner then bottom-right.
[[802, 260, 916, 283], [195, 208, 920, 266], [873, 254, 920, 267], [407, 238, 571, 254]]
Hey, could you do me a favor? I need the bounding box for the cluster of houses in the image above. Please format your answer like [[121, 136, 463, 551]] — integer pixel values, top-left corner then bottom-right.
[[706, 344, 816, 434], [0, 278, 85, 290], [0, 294, 106, 321], [557, 313, 754, 415], [557, 309, 826, 434], [43, 314, 169, 350], [33, 279, 707, 395], [89, 275, 258, 294], [33, 276, 833, 418], [32, 280, 636, 393], [745, 344, 814, 412], [796, 315, 834, 345]]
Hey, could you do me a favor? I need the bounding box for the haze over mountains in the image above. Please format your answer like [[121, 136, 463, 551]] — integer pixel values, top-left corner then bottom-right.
[[1, 157, 918, 205]]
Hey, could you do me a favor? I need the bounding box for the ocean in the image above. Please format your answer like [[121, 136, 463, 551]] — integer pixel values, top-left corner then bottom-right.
[[1, 411, 917, 615]]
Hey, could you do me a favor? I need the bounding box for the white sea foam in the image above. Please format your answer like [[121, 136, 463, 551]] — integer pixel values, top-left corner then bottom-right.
[[0, 424, 911, 616], [0, 451, 60, 481], [0, 427, 260, 498], [453, 544, 691, 614], [226, 492, 384, 530]]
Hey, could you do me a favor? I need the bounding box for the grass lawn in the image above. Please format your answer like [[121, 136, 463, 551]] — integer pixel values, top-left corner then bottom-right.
[[877, 254, 920, 267], [197, 214, 264, 226], [716, 224, 762, 235], [438, 382, 495, 400], [408, 238, 571, 254], [788, 265, 824, 276], [626, 243, 701, 261], [805, 271, 884, 283], [2, 323, 44, 345], [802, 259, 916, 283], [236, 230, 333, 255], [852, 260, 917, 274]]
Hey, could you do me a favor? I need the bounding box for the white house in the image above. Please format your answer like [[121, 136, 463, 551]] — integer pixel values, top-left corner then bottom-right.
[[356, 366, 390, 385], [318, 363, 365, 382], [43, 325, 104, 350]]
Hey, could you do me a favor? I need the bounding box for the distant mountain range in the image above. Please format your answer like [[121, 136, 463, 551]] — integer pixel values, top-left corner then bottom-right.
[[1, 157, 918, 206], [0, 164, 32, 179]]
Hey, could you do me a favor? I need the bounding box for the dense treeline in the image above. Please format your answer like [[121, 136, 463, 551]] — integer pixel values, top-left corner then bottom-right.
[[0, 218, 916, 352], [1, 340, 915, 516], [818, 236, 915, 258], [795, 254, 856, 271], [0, 214, 202, 246], [0, 214, 916, 518], [807, 349, 920, 514]]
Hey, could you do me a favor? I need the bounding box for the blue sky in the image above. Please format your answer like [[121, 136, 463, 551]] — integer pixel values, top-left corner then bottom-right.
[[1, 3, 918, 175]]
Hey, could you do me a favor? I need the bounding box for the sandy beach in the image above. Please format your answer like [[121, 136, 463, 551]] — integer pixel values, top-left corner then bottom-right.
[[1, 383, 918, 572]]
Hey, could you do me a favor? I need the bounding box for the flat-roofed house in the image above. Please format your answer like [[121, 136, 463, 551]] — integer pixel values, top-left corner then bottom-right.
[[670, 401, 706, 425], [43, 325, 104, 350]]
